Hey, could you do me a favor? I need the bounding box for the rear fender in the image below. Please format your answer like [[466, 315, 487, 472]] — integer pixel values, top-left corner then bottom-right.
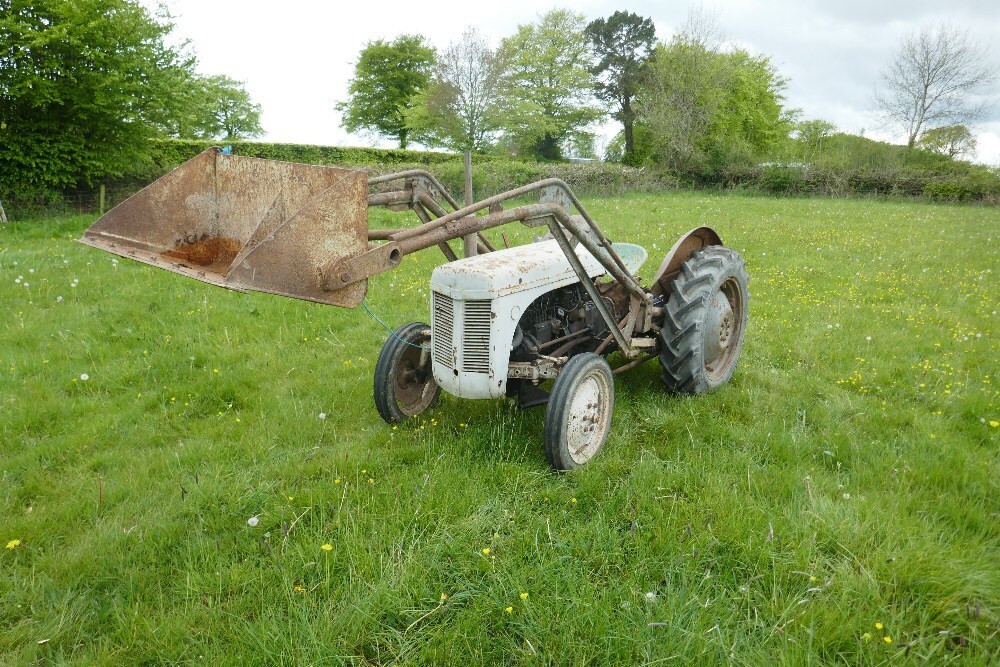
[[650, 226, 723, 298]]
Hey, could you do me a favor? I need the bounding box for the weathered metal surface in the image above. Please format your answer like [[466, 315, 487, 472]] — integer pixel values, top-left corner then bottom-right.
[[650, 226, 723, 298], [539, 185, 572, 214], [508, 360, 561, 381], [79, 148, 369, 307]]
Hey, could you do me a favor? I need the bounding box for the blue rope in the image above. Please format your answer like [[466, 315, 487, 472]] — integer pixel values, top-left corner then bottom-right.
[[361, 300, 430, 350]]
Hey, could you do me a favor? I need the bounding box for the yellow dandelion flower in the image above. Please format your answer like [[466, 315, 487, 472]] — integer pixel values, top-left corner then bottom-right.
[[875, 623, 883, 630], [368, 478, 374, 484], [294, 585, 305, 592], [440, 593, 448, 601], [809, 576, 817, 582], [862, 632, 872, 641], [481, 547, 490, 555], [505, 606, 513, 614], [990, 420, 999, 427], [5, 539, 20, 549], [321, 544, 333, 551], [520, 592, 528, 600], [334, 478, 341, 484], [883, 636, 892, 644], [571, 498, 577, 504]]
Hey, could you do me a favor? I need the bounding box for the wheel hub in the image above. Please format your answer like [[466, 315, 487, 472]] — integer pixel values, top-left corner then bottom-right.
[[703, 285, 735, 371], [565, 374, 611, 465]]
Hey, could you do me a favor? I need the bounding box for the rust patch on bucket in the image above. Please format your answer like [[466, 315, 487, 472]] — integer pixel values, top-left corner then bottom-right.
[[162, 236, 243, 269]]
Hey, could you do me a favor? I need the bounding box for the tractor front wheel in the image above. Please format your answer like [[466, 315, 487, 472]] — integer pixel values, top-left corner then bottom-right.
[[544, 353, 615, 471], [373, 322, 440, 423], [659, 246, 749, 394]]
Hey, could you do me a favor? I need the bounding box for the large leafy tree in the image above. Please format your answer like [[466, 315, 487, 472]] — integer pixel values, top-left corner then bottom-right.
[[153, 73, 263, 141], [638, 30, 794, 174], [0, 0, 194, 193], [194, 75, 263, 141], [585, 11, 656, 164], [338, 35, 435, 149], [501, 10, 604, 160], [406, 28, 511, 151]]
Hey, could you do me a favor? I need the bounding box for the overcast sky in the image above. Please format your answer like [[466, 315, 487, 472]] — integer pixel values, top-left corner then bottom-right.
[[151, 0, 1000, 164]]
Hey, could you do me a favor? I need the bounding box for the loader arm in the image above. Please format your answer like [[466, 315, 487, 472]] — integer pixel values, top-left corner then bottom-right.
[[80, 148, 656, 356]]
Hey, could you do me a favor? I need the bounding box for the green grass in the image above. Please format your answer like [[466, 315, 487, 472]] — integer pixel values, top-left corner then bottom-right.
[[1, 192, 997, 665]]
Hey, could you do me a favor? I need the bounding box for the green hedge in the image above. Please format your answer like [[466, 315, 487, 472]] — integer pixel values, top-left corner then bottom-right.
[[360, 160, 676, 198], [713, 163, 1000, 202], [144, 141, 674, 198], [146, 139, 506, 174]]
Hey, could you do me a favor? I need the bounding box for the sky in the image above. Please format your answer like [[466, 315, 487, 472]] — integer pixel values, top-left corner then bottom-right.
[[150, 0, 1000, 164]]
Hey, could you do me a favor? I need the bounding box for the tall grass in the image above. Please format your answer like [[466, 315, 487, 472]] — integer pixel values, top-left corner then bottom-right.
[[1, 192, 997, 664]]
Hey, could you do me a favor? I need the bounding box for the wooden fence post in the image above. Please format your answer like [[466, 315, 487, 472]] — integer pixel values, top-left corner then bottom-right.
[[99, 184, 106, 216], [463, 151, 476, 258]]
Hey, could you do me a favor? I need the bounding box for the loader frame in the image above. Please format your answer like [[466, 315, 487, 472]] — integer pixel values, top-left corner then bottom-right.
[[353, 169, 657, 358], [80, 148, 723, 364]]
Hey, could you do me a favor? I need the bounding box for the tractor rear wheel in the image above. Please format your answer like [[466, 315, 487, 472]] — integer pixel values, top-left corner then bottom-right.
[[659, 246, 749, 394], [544, 353, 615, 471], [373, 322, 440, 423]]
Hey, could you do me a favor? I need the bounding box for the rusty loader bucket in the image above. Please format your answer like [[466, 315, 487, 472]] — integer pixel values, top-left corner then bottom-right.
[[80, 148, 369, 307]]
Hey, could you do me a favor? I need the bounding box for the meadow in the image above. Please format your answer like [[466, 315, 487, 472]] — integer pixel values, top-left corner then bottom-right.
[[1, 192, 997, 665]]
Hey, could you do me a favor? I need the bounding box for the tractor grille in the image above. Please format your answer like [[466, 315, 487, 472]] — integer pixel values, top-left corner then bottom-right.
[[432, 291, 454, 368], [431, 292, 492, 375], [462, 300, 492, 374]]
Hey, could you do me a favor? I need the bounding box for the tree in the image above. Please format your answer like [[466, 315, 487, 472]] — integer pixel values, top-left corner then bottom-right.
[[634, 10, 730, 172], [795, 119, 837, 160], [197, 75, 263, 140], [873, 24, 996, 148], [585, 11, 656, 164], [153, 74, 263, 141], [637, 10, 793, 174], [0, 0, 194, 193], [917, 124, 977, 159], [338, 35, 435, 149], [405, 28, 511, 151], [500, 9, 605, 160]]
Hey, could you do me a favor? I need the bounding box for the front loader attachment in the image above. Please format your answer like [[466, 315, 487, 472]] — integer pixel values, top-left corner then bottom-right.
[[80, 148, 369, 307]]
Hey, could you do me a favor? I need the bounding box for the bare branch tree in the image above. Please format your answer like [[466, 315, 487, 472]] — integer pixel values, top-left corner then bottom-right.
[[407, 27, 511, 151], [873, 23, 996, 148]]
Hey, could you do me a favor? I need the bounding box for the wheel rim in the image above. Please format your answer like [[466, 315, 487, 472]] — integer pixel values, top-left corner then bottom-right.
[[564, 370, 613, 465], [394, 340, 436, 416], [703, 277, 743, 382]]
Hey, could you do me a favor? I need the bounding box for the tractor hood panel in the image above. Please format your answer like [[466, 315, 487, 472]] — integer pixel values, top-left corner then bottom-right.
[[430, 239, 605, 299]]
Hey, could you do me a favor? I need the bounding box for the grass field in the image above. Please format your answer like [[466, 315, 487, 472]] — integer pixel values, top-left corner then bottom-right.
[[1, 192, 997, 665]]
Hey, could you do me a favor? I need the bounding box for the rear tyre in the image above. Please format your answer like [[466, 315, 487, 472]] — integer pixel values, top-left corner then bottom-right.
[[659, 246, 749, 394], [373, 322, 440, 423], [544, 353, 615, 471]]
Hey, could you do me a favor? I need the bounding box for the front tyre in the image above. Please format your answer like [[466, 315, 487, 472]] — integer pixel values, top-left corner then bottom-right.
[[373, 322, 440, 423], [659, 246, 749, 394], [544, 353, 615, 471]]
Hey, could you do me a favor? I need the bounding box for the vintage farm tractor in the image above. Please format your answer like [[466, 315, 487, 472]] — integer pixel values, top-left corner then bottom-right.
[[80, 148, 748, 470]]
